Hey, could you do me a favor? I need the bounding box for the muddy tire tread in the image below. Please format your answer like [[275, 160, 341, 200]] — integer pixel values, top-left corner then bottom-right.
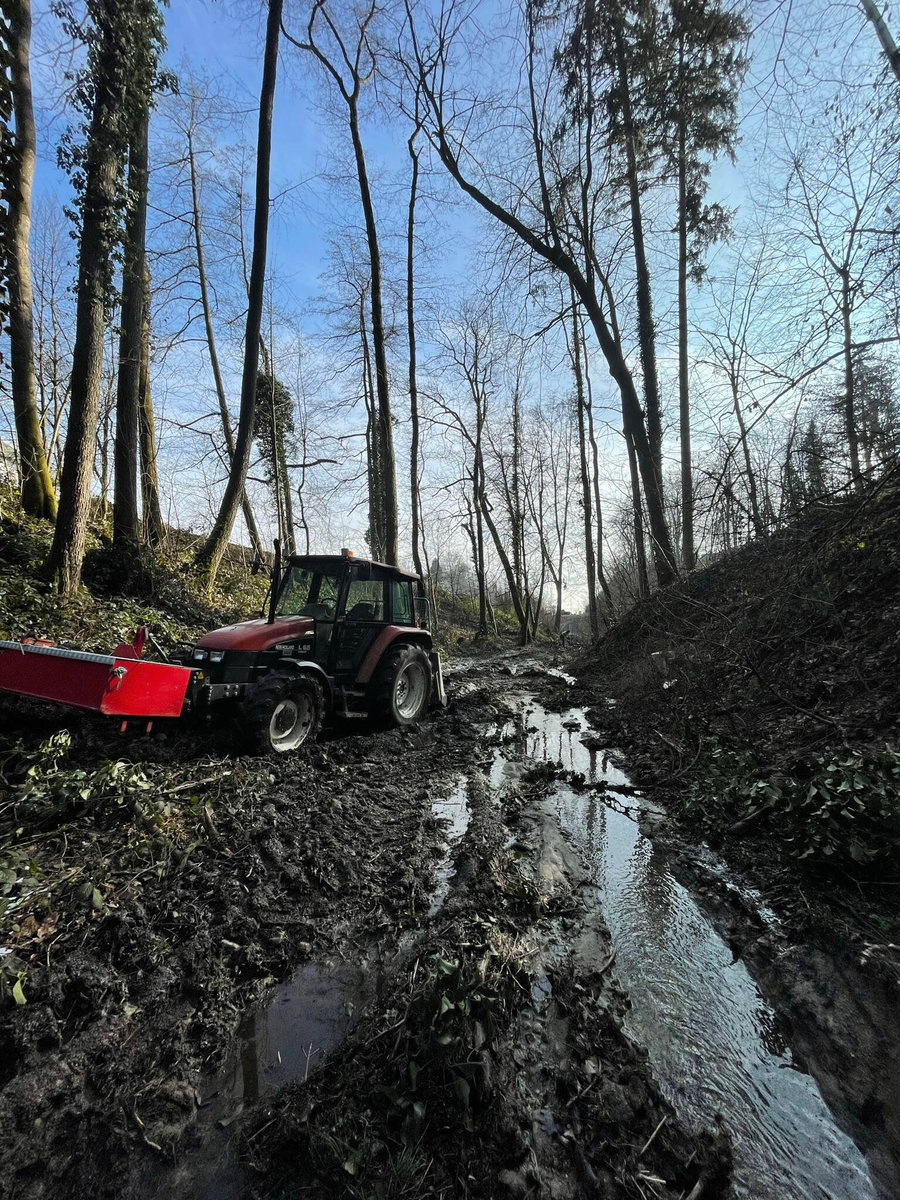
[[369, 643, 432, 728], [244, 669, 324, 754]]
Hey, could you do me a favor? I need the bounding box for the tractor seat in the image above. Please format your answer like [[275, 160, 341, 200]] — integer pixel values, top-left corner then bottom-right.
[[299, 603, 332, 619], [347, 602, 377, 621]]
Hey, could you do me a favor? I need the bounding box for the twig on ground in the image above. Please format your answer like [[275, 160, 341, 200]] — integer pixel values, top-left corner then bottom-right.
[[638, 1114, 668, 1159]]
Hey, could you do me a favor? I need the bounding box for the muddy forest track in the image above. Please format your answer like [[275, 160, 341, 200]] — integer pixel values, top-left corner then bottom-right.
[[0, 652, 896, 1199]]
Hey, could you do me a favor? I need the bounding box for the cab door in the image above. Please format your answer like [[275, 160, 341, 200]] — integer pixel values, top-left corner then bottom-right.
[[329, 564, 389, 679], [309, 568, 346, 669]]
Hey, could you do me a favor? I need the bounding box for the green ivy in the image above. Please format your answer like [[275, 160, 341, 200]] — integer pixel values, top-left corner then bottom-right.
[[686, 740, 900, 867]]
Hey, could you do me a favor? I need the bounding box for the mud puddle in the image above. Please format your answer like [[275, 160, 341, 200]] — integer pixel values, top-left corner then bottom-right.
[[429, 775, 471, 913], [145, 776, 475, 1200], [497, 697, 880, 1200], [145, 952, 385, 1200]]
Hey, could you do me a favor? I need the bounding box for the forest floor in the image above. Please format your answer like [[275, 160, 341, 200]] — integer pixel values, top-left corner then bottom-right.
[[574, 477, 900, 958], [2, 485, 900, 1199], [0, 657, 727, 1200]]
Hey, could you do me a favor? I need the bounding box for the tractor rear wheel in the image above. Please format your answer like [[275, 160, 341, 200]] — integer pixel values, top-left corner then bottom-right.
[[245, 670, 324, 754], [370, 644, 432, 728]]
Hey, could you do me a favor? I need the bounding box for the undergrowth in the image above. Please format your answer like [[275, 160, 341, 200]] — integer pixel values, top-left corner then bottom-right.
[[0, 491, 268, 653], [684, 738, 900, 868]]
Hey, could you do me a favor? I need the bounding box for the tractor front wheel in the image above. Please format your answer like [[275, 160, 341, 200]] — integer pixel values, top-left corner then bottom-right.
[[370, 644, 432, 728], [245, 670, 324, 754]]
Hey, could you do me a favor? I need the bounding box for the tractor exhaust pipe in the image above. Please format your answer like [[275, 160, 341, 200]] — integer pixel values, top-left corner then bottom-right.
[[267, 538, 281, 624]]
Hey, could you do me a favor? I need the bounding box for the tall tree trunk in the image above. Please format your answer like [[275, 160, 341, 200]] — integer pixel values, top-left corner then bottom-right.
[[614, 24, 664, 482], [8, 0, 56, 519], [44, 32, 123, 590], [479, 482, 529, 639], [187, 130, 264, 560], [464, 493, 487, 636], [841, 270, 862, 486], [511, 387, 526, 607], [360, 288, 384, 557], [277, 429, 296, 554], [626, 430, 650, 599], [348, 104, 399, 564], [677, 109, 694, 570], [860, 0, 900, 83], [194, 0, 282, 581], [407, 131, 424, 576], [583, 338, 614, 612], [113, 106, 149, 547], [473, 433, 488, 635], [138, 264, 165, 545], [571, 294, 600, 639]]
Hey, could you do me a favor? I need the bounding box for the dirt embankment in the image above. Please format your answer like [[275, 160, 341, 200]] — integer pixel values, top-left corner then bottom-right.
[[0, 664, 726, 1200], [574, 482, 900, 983]]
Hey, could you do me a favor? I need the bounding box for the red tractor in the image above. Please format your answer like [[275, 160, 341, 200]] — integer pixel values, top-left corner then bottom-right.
[[0, 548, 446, 755], [182, 547, 445, 752]]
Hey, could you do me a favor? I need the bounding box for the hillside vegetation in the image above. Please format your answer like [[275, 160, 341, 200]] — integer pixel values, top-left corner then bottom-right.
[[579, 477, 900, 941]]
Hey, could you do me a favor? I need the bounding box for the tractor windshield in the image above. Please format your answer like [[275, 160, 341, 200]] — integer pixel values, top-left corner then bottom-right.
[[275, 567, 341, 619]]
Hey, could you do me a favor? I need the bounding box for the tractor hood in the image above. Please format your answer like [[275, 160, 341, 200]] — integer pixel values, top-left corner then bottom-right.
[[196, 617, 314, 653]]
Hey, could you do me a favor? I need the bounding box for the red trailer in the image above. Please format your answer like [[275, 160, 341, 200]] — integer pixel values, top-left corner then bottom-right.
[[0, 630, 196, 721]]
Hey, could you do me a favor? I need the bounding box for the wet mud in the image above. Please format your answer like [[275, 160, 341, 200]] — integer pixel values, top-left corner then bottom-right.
[[1, 650, 898, 1198]]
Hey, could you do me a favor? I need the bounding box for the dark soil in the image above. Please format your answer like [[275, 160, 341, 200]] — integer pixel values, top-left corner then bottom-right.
[[0, 704, 473, 1198], [0, 661, 725, 1200], [237, 724, 726, 1200]]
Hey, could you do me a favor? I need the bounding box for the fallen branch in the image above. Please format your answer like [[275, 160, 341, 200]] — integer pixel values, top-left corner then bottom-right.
[[158, 771, 234, 798], [638, 1113, 668, 1159]]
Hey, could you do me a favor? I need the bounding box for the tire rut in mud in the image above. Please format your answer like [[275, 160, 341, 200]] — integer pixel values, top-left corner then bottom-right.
[[237, 742, 727, 1200]]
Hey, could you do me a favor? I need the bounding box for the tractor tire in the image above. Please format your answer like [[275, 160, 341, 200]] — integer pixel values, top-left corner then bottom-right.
[[244, 670, 324, 754], [370, 643, 432, 728]]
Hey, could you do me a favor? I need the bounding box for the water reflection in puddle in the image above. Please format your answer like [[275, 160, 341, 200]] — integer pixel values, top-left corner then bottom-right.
[[227, 959, 373, 1102], [502, 699, 877, 1200], [429, 776, 471, 914]]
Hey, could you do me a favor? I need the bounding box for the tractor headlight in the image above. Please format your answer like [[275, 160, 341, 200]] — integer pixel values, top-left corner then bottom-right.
[[208, 650, 225, 662], [192, 647, 209, 661]]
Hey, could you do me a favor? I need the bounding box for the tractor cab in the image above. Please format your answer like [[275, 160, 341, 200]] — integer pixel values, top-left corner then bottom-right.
[[264, 552, 431, 674]]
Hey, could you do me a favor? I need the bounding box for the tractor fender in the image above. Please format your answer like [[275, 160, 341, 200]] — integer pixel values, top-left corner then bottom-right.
[[258, 659, 334, 712], [356, 629, 431, 685]]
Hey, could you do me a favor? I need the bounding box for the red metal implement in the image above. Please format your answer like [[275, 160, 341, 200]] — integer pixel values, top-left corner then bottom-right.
[[0, 640, 193, 719]]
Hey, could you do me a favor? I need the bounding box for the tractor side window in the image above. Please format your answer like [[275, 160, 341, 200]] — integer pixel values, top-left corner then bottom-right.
[[392, 581, 413, 625], [345, 579, 386, 622], [313, 572, 341, 618]]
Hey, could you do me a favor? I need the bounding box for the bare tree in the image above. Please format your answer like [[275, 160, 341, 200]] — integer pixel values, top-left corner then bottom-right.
[[137, 264, 165, 544], [194, 0, 283, 581], [407, 118, 425, 577], [283, 0, 399, 563], [113, 107, 149, 547], [781, 92, 899, 488], [5, 0, 57, 518], [402, 0, 679, 586], [29, 199, 74, 482]]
